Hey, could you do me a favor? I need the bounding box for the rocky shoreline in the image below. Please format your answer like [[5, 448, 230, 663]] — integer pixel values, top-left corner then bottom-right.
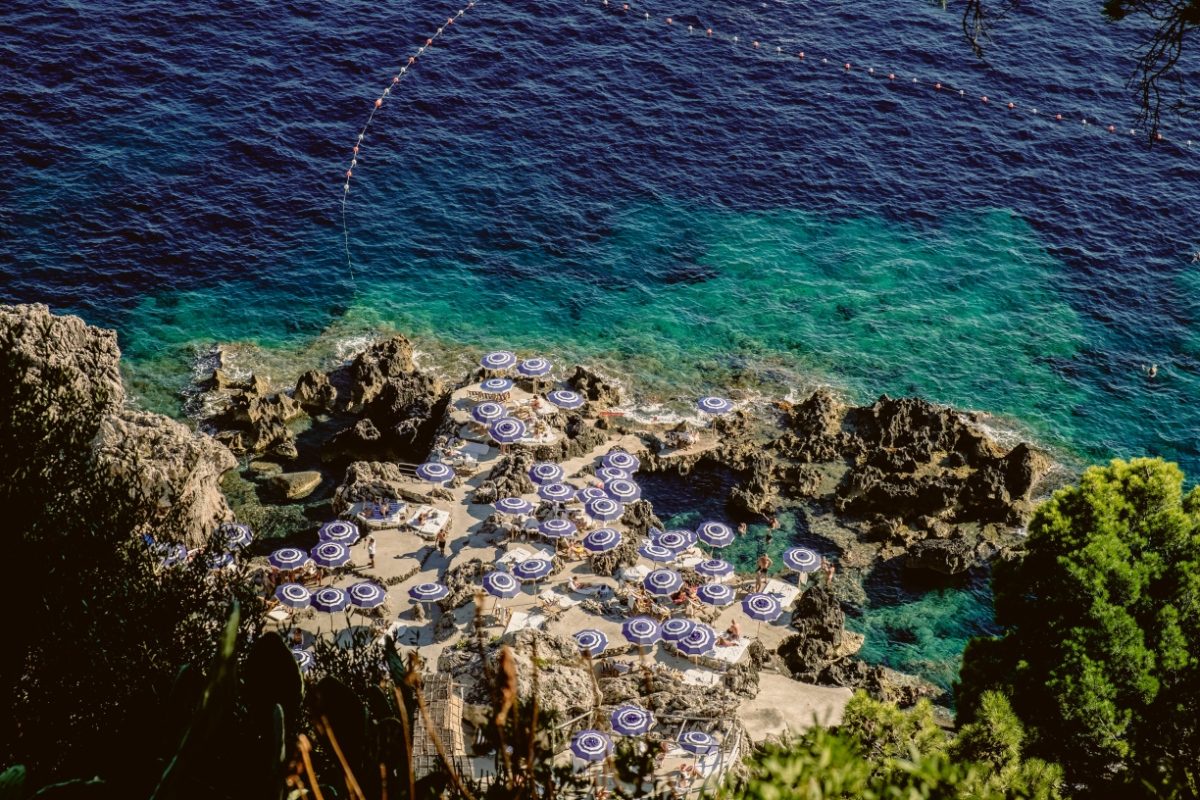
[[4, 302, 1053, 719]]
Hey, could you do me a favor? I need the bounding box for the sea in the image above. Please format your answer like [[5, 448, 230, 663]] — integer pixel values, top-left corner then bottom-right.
[[3, 0, 1198, 695]]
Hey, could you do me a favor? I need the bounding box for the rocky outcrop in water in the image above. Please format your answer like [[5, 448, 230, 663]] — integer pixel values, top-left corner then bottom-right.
[[776, 585, 863, 682], [292, 369, 337, 413], [567, 365, 622, 409], [1, 304, 236, 547]]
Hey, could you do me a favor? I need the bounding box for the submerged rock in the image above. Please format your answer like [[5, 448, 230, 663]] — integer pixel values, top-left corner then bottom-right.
[[270, 470, 323, 501]]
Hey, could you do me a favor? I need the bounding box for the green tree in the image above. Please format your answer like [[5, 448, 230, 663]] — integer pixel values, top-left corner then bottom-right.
[[958, 458, 1200, 795]]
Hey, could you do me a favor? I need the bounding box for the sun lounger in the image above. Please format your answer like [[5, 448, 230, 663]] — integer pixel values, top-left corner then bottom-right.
[[681, 668, 721, 687], [505, 610, 547, 635], [407, 506, 450, 538]]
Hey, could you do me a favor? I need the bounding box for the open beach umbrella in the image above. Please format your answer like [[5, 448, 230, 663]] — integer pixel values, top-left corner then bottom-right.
[[578, 486, 609, 503], [269, 547, 311, 571], [529, 462, 565, 485], [408, 582, 449, 603], [654, 530, 690, 552], [539, 518, 577, 539], [638, 543, 676, 563], [292, 648, 314, 673], [603, 478, 641, 502], [697, 396, 734, 415], [481, 377, 513, 394], [517, 356, 553, 377], [481, 350, 517, 371], [495, 497, 534, 515], [660, 618, 695, 643], [602, 450, 640, 472], [644, 568, 683, 596], [488, 417, 527, 444], [678, 623, 717, 657], [696, 521, 734, 548], [782, 547, 821, 573], [546, 389, 585, 410], [311, 586, 350, 613], [622, 616, 662, 646], [696, 558, 734, 580], [207, 552, 235, 570], [595, 466, 629, 483], [585, 497, 625, 522], [537, 482, 576, 502], [482, 571, 521, 599], [742, 592, 784, 622], [574, 629, 608, 657], [157, 542, 188, 568], [697, 583, 736, 607], [512, 557, 554, 582], [319, 520, 360, 545], [349, 581, 387, 609], [275, 583, 312, 609], [311, 541, 351, 569], [678, 730, 719, 756], [471, 401, 506, 423], [571, 730, 613, 763], [221, 522, 253, 549], [415, 462, 455, 484], [583, 527, 622, 553], [611, 705, 655, 736]]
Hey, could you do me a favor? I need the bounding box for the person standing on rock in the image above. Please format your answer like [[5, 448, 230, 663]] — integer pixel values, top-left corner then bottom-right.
[[823, 558, 836, 588], [755, 552, 772, 592], [737, 522, 748, 537], [366, 535, 376, 569], [436, 527, 447, 557]]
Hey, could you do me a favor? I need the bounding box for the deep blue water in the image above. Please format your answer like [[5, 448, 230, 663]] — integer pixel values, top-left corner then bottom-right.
[[3, 0, 1199, 687]]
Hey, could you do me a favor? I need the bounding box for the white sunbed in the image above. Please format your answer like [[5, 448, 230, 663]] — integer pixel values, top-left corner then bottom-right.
[[762, 578, 801, 607], [708, 638, 751, 666], [353, 500, 409, 530], [681, 668, 721, 687], [407, 506, 450, 538], [504, 610, 546, 636]]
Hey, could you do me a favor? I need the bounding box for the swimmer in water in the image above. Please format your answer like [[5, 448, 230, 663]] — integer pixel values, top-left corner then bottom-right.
[[1143, 363, 1159, 378]]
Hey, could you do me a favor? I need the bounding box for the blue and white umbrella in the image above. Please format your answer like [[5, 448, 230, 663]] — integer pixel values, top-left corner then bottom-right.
[[546, 389, 585, 410], [537, 482, 576, 502], [696, 521, 734, 548], [611, 705, 655, 736], [512, 557, 554, 582], [482, 571, 521, 599], [660, 617, 695, 643], [583, 527, 622, 553], [222, 522, 253, 549], [517, 356, 553, 377], [603, 478, 641, 502], [571, 730, 613, 762], [644, 568, 683, 596], [742, 592, 784, 622], [697, 583, 736, 607], [574, 629, 608, 657], [488, 417, 527, 444], [319, 520, 360, 545], [622, 616, 662, 646], [312, 586, 350, 613], [157, 542, 188, 568], [481, 350, 517, 371], [480, 377, 513, 394], [292, 648, 315, 673], [208, 552, 235, 570], [697, 396, 734, 415], [275, 583, 312, 609], [471, 401, 506, 423], [678, 730, 719, 756], [408, 582, 449, 603], [349, 581, 387, 609], [678, 623, 717, 656], [311, 541, 351, 569], [783, 547, 821, 573], [495, 497, 534, 515], [595, 466, 629, 483], [654, 530, 690, 552], [602, 450, 640, 472], [696, 558, 734, 579], [639, 543, 676, 563], [529, 462, 565, 485], [416, 462, 455, 484], [269, 547, 310, 571], [578, 486, 609, 503], [538, 518, 577, 539], [584, 497, 625, 522]]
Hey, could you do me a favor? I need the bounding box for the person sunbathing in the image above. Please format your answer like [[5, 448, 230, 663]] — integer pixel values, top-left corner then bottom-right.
[[717, 619, 742, 647], [568, 575, 602, 596]]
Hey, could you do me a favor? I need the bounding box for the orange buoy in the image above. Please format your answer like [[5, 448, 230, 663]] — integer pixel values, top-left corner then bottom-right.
[[1055, 113, 1062, 121], [346, 170, 352, 178], [426, 38, 433, 46], [706, 28, 712, 36], [981, 95, 988, 103], [1007, 102, 1014, 109], [408, 57, 416, 65], [753, 41, 760, 48], [844, 62, 851, 70], [374, 98, 382, 108], [447, 16, 453, 24], [1108, 125, 1116, 133], [888, 73, 895, 80], [935, 82, 942, 90], [353, 146, 359, 154], [798, 51, 804, 59]]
